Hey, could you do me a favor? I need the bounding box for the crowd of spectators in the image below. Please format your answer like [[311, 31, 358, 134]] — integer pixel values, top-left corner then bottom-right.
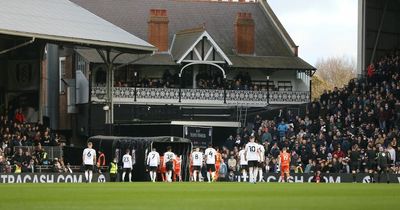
[[0, 112, 66, 173], [219, 50, 400, 176], [113, 69, 276, 91]]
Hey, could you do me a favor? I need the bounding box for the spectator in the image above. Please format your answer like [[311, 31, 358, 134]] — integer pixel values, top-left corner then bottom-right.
[[304, 160, 314, 173], [261, 128, 272, 145], [0, 155, 5, 173], [277, 120, 288, 140], [218, 159, 228, 181], [33, 144, 48, 165], [270, 143, 280, 159], [332, 147, 345, 159], [225, 135, 235, 151], [52, 158, 63, 173], [14, 109, 25, 123], [227, 155, 237, 172]]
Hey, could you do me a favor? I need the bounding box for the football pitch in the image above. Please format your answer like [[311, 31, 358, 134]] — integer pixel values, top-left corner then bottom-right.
[[0, 182, 399, 210]]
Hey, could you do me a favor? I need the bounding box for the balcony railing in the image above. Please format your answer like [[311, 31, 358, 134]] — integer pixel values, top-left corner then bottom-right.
[[91, 87, 310, 106]]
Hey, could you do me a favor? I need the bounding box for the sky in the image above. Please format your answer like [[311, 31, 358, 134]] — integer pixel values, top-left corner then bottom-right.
[[268, 0, 358, 66]]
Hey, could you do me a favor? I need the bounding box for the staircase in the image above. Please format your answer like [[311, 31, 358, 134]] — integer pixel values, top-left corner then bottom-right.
[[236, 106, 248, 128]]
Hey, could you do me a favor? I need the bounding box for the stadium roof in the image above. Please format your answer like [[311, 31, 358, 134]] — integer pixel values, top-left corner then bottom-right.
[[75, 48, 315, 70], [228, 55, 315, 70], [357, 0, 400, 74], [0, 0, 156, 53], [71, 0, 315, 70], [71, 0, 295, 57], [76, 48, 176, 66]]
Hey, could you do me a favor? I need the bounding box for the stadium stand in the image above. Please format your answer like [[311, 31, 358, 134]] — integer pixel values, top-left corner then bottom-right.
[[221, 50, 400, 175], [0, 115, 67, 173], [1, 50, 399, 179]]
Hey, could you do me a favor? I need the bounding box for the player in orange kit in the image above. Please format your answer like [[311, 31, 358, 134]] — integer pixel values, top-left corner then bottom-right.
[[158, 156, 166, 182], [279, 147, 291, 182], [214, 148, 222, 181], [173, 155, 182, 182]]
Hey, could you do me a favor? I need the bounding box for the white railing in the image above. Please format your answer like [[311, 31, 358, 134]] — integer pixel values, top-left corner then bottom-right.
[[91, 87, 310, 106]]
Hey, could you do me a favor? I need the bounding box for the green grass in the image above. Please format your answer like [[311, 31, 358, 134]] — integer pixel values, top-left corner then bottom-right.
[[0, 182, 399, 210]]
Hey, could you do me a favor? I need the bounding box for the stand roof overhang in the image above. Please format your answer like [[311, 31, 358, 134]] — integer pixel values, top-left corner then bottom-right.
[[0, 0, 156, 54]]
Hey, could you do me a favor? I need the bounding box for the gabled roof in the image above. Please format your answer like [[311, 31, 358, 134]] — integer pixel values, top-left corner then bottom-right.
[[0, 0, 155, 53], [171, 28, 232, 65], [70, 0, 293, 56], [170, 29, 204, 63]]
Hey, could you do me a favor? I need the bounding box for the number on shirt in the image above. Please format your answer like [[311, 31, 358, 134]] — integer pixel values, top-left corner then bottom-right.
[[283, 155, 289, 161], [249, 146, 256, 152], [195, 154, 199, 159], [151, 154, 155, 159], [123, 157, 129, 162], [208, 152, 213, 157], [167, 154, 173, 159], [87, 152, 92, 157]]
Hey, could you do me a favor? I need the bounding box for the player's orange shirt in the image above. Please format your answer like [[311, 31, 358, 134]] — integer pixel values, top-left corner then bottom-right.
[[173, 156, 181, 174], [159, 156, 166, 173], [215, 152, 222, 167], [280, 152, 291, 166]]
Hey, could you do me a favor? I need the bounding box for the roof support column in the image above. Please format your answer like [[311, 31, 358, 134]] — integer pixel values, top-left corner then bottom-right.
[[96, 49, 123, 135], [179, 76, 182, 103], [370, 0, 388, 65], [223, 79, 227, 104]]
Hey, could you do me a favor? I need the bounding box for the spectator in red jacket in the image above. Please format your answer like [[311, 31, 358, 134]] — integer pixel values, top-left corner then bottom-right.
[[367, 64, 375, 78], [14, 109, 25, 124], [332, 147, 346, 159]]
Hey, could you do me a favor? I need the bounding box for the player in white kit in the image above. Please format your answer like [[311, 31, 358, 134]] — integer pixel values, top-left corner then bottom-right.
[[257, 142, 265, 182], [238, 147, 248, 182], [244, 136, 260, 183], [82, 141, 96, 183], [204, 144, 217, 182], [122, 149, 133, 182], [147, 147, 160, 182], [163, 146, 176, 182], [191, 148, 203, 182]]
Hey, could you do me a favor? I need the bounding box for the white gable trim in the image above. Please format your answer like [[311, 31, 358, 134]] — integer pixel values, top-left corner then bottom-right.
[[176, 31, 232, 65], [204, 47, 214, 61], [193, 48, 202, 60]]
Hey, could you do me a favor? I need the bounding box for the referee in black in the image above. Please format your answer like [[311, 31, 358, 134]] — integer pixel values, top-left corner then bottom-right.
[[349, 144, 360, 183], [377, 146, 391, 183]]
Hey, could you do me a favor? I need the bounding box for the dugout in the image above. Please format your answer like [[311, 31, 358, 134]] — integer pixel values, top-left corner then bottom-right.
[[88, 135, 192, 181]]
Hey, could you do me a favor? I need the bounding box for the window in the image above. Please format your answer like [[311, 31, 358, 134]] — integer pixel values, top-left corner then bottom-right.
[[59, 57, 66, 94], [296, 70, 309, 81], [277, 81, 292, 91], [266, 80, 275, 90], [75, 54, 87, 75]]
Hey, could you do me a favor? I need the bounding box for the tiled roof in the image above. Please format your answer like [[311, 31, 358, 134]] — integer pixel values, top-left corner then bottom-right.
[[71, 0, 293, 56]]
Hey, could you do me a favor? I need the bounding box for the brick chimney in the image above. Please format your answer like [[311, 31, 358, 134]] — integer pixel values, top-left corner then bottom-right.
[[148, 9, 169, 52], [234, 12, 255, 55], [294, 46, 299, 56]]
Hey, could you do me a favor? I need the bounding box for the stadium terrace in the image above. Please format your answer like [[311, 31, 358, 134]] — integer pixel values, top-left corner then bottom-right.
[[0, 0, 399, 188]]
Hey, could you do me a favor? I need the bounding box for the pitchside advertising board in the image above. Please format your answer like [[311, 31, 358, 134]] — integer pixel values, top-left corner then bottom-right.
[[2, 173, 400, 183], [231, 173, 400, 183], [183, 126, 212, 149], [0, 173, 110, 184]]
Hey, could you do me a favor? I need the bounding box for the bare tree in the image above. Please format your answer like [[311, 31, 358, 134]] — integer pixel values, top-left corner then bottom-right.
[[311, 74, 329, 100], [313, 56, 356, 99]]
